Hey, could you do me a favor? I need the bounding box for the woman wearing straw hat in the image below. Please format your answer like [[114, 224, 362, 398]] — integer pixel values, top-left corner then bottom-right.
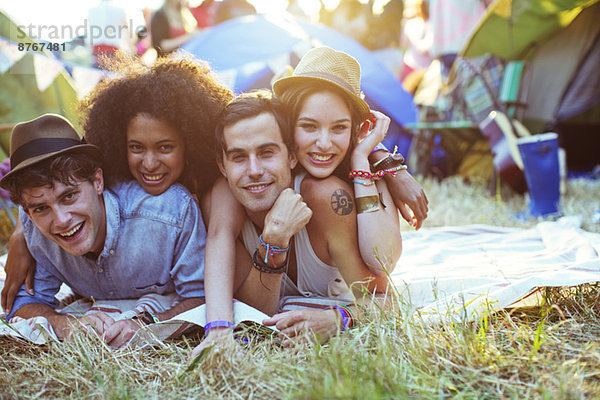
[[198, 47, 428, 351]]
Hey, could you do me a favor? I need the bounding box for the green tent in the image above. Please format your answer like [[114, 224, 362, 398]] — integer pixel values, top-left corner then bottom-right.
[[462, 0, 598, 60], [460, 0, 600, 170], [0, 10, 81, 158]]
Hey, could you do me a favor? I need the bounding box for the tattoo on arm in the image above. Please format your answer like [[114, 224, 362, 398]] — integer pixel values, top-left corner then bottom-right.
[[331, 189, 353, 216]]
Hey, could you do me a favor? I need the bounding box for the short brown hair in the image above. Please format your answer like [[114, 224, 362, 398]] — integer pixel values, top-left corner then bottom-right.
[[4, 152, 102, 207], [215, 90, 292, 159]]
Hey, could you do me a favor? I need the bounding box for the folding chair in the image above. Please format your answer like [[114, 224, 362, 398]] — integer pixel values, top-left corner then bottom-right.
[[406, 56, 531, 192]]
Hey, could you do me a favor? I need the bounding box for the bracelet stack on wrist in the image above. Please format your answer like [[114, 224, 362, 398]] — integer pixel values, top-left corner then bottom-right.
[[252, 249, 288, 274], [258, 234, 289, 267], [332, 305, 356, 332]]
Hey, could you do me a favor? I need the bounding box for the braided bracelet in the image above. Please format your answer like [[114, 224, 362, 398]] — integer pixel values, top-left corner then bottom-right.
[[349, 170, 374, 179], [349, 169, 398, 181], [258, 234, 289, 265]]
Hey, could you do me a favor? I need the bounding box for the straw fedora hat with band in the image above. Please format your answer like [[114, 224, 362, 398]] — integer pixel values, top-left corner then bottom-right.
[[0, 113, 101, 188], [272, 46, 371, 121]]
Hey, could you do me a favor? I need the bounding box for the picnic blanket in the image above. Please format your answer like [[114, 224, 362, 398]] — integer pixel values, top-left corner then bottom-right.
[[392, 216, 600, 319], [0, 216, 599, 345]]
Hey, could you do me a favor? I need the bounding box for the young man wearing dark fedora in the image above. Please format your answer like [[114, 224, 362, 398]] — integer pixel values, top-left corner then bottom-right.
[[0, 113, 206, 347]]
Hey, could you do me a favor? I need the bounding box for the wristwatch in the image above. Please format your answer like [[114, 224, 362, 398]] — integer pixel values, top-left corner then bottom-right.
[[371, 152, 405, 172]]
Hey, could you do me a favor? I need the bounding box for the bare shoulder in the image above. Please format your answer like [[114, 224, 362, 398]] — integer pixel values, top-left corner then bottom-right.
[[300, 175, 355, 219]]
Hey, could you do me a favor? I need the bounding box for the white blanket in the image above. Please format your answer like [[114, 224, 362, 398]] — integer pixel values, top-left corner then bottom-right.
[[391, 216, 600, 319], [1, 216, 599, 344]]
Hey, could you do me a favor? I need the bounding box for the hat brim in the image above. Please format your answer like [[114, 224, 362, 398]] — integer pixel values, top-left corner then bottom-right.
[[0, 144, 102, 188], [273, 75, 371, 122]]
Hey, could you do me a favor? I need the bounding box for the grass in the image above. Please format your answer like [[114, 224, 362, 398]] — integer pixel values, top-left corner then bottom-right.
[[1, 177, 599, 399]]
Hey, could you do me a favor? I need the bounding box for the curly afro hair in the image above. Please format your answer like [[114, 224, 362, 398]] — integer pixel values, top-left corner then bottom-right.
[[81, 54, 234, 196]]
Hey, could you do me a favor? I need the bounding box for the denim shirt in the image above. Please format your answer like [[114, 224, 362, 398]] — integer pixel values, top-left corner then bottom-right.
[[9, 181, 206, 319]]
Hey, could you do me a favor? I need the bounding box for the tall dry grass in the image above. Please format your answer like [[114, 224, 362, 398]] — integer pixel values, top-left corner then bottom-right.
[[1, 177, 599, 399]]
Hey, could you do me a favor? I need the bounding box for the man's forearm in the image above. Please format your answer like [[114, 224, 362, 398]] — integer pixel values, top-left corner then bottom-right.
[[15, 302, 75, 338], [155, 297, 205, 321]]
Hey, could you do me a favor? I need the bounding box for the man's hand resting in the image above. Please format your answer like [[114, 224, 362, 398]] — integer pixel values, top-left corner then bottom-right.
[[262, 188, 312, 248], [263, 309, 339, 347]]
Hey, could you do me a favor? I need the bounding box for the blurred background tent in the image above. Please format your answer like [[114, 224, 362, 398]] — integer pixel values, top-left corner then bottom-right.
[[461, 0, 600, 172], [0, 10, 81, 159], [181, 13, 418, 157], [412, 0, 600, 180], [459, 0, 600, 173]]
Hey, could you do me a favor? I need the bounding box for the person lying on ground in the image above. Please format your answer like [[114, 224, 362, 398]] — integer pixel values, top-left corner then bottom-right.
[[0, 114, 207, 347]]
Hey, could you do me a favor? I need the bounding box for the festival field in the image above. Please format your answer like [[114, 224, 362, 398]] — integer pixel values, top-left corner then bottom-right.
[[1, 176, 599, 399]]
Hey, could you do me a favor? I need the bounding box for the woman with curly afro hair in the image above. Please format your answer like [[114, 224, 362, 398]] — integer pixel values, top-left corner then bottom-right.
[[82, 55, 233, 196]]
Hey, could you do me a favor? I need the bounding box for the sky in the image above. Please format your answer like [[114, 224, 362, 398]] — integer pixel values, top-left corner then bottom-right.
[[0, 0, 391, 42]]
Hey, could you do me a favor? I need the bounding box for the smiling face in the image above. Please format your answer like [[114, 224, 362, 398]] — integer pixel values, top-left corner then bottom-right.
[[127, 114, 185, 196], [218, 112, 297, 219], [22, 169, 107, 257], [293, 90, 353, 178]]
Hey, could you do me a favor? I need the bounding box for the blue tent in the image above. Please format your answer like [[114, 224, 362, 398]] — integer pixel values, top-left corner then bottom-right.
[[182, 13, 417, 156]]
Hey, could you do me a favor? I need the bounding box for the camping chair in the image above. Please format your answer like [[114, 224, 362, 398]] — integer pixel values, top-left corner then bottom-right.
[[405, 56, 531, 191]]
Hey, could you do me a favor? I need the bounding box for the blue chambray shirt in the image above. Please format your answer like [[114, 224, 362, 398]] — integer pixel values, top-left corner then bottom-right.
[[8, 181, 206, 319]]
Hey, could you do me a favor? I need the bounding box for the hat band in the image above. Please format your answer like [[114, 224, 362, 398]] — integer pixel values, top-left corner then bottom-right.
[[295, 71, 357, 95], [11, 137, 83, 169]]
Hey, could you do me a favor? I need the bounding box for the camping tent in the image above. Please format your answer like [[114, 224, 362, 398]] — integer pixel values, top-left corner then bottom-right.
[[0, 11, 82, 158], [181, 13, 417, 156], [460, 0, 600, 171]]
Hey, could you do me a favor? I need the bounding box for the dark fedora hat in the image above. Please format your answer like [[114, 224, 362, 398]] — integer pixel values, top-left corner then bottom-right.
[[0, 113, 101, 187]]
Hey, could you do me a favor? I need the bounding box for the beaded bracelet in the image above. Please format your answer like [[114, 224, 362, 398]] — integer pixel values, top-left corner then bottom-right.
[[332, 305, 349, 332], [385, 164, 408, 173], [353, 179, 375, 186], [252, 249, 287, 274], [205, 320, 235, 333], [258, 234, 289, 265]]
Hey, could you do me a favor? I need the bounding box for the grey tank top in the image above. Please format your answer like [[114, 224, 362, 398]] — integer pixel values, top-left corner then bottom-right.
[[240, 172, 354, 302]]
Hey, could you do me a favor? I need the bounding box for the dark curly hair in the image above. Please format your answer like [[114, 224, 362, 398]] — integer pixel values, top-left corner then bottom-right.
[[81, 54, 233, 196]]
